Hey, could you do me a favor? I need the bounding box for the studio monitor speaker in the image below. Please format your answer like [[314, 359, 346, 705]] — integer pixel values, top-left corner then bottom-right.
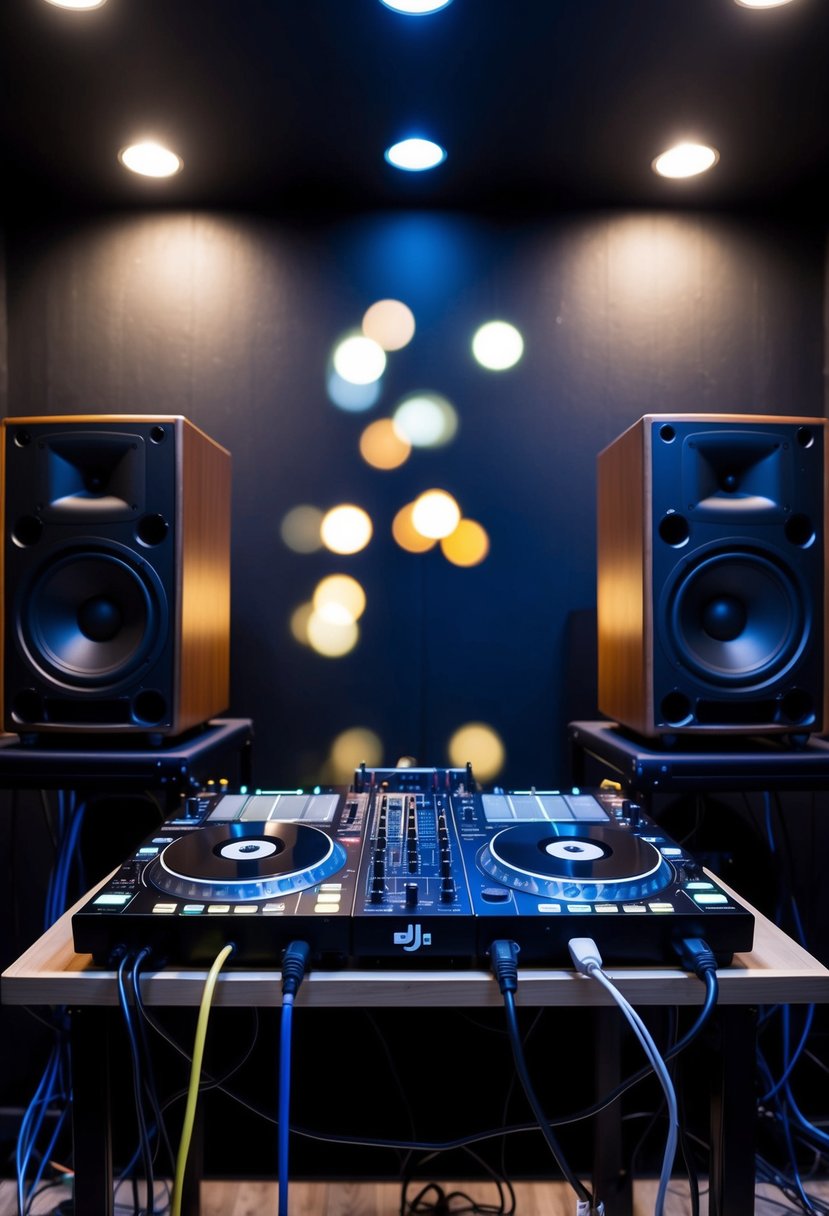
[[597, 414, 827, 737], [1, 415, 231, 737]]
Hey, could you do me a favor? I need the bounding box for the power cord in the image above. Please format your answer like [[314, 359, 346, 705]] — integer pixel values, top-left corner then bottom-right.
[[278, 940, 310, 1216], [489, 941, 603, 1216]]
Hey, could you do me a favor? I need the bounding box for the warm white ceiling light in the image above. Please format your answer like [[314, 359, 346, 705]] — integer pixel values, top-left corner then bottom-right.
[[385, 138, 446, 172], [380, 0, 453, 11], [118, 141, 183, 178], [44, 0, 107, 8], [734, 0, 794, 7], [652, 142, 719, 179]]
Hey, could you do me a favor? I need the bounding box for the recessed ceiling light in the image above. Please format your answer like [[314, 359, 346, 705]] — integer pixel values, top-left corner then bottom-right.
[[118, 141, 183, 178], [43, 0, 107, 7], [385, 138, 446, 172], [734, 0, 794, 7], [652, 142, 719, 179], [379, 0, 453, 12]]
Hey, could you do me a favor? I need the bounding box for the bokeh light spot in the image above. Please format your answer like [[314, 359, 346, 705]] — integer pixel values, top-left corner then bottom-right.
[[307, 614, 360, 658], [362, 299, 416, 351], [289, 601, 313, 645], [327, 369, 383, 412], [327, 727, 384, 783], [360, 418, 412, 470], [448, 722, 506, 782], [411, 489, 461, 539], [393, 393, 458, 448], [281, 505, 323, 554], [440, 519, 490, 567], [332, 333, 387, 385], [312, 575, 367, 625], [392, 503, 438, 553], [472, 320, 524, 371], [321, 504, 373, 555]]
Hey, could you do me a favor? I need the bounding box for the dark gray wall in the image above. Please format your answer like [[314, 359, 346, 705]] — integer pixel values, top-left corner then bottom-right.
[[5, 209, 825, 788], [1, 205, 827, 1176]]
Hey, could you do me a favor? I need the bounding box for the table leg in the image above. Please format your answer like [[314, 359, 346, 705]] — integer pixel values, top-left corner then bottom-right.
[[592, 1006, 633, 1216], [70, 1006, 113, 1216], [708, 1004, 757, 1216]]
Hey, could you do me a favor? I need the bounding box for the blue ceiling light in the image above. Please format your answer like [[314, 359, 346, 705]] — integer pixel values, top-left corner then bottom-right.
[[379, 0, 453, 13], [385, 138, 446, 172]]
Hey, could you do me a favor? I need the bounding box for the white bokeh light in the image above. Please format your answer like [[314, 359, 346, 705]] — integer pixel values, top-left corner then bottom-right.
[[471, 321, 524, 371], [332, 334, 387, 385], [393, 393, 458, 448], [320, 504, 374, 555], [411, 490, 461, 540]]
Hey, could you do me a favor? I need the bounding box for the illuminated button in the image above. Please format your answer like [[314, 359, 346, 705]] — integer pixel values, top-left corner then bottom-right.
[[693, 893, 729, 905], [659, 848, 683, 857], [315, 892, 341, 904], [263, 903, 286, 914], [233, 905, 258, 915], [537, 903, 562, 913], [138, 847, 161, 856], [648, 902, 675, 913], [182, 904, 205, 914], [314, 903, 334, 913], [93, 892, 133, 906], [595, 904, 619, 913], [567, 904, 592, 913], [320, 883, 343, 892], [622, 903, 646, 913], [151, 837, 174, 844], [152, 903, 177, 914], [207, 904, 231, 914], [686, 881, 715, 890]]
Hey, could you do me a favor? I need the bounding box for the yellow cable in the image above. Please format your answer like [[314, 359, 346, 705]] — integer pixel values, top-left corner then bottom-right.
[[170, 944, 234, 1216]]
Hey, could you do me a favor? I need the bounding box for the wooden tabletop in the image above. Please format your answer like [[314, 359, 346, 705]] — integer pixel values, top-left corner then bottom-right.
[[4, 877, 829, 1011]]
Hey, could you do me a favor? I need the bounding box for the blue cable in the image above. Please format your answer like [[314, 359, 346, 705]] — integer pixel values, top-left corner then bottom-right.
[[277, 994, 295, 1216]]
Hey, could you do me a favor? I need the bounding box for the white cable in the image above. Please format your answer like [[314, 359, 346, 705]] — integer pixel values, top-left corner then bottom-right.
[[569, 938, 679, 1216]]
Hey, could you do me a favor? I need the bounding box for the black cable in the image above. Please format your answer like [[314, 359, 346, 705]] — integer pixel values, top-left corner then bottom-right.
[[489, 940, 592, 1206], [117, 954, 155, 1215], [131, 951, 176, 1177]]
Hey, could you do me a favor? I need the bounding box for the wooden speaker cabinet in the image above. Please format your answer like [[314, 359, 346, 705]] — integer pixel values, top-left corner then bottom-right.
[[597, 413, 827, 738], [1, 415, 231, 737]]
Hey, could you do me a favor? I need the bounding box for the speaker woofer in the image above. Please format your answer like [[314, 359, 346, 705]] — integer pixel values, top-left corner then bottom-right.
[[16, 545, 168, 688], [665, 548, 806, 687]]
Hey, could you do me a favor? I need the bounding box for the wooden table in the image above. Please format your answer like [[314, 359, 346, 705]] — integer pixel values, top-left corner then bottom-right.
[[4, 883, 829, 1216]]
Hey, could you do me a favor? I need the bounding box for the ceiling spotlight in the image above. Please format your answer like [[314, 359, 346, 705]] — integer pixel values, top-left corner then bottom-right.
[[118, 141, 183, 178], [44, 0, 107, 8], [380, 0, 453, 11], [734, 0, 794, 7], [652, 142, 719, 179], [385, 138, 446, 172]]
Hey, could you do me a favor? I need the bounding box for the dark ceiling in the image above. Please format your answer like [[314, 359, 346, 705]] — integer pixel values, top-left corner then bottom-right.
[[2, 0, 829, 217]]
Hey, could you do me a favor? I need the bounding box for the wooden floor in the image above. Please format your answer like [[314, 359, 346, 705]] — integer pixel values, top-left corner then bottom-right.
[[4, 1177, 828, 1214]]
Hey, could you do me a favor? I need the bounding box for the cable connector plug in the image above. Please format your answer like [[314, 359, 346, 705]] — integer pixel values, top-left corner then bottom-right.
[[568, 936, 604, 977], [490, 939, 520, 994], [280, 940, 310, 998], [576, 1200, 605, 1215], [675, 936, 718, 978]]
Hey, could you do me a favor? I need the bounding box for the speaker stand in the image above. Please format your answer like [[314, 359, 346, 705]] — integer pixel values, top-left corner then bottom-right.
[[568, 719, 829, 813]]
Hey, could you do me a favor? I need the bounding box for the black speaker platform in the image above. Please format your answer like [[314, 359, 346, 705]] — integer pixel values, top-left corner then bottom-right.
[[569, 719, 829, 807], [0, 717, 253, 792]]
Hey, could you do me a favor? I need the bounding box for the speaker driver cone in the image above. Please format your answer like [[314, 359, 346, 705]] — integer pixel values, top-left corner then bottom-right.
[[667, 549, 806, 686], [17, 546, 168, 688]]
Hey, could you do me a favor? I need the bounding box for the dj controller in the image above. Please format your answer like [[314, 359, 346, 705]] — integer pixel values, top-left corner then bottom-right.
[[72, 765, 755, 968]]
